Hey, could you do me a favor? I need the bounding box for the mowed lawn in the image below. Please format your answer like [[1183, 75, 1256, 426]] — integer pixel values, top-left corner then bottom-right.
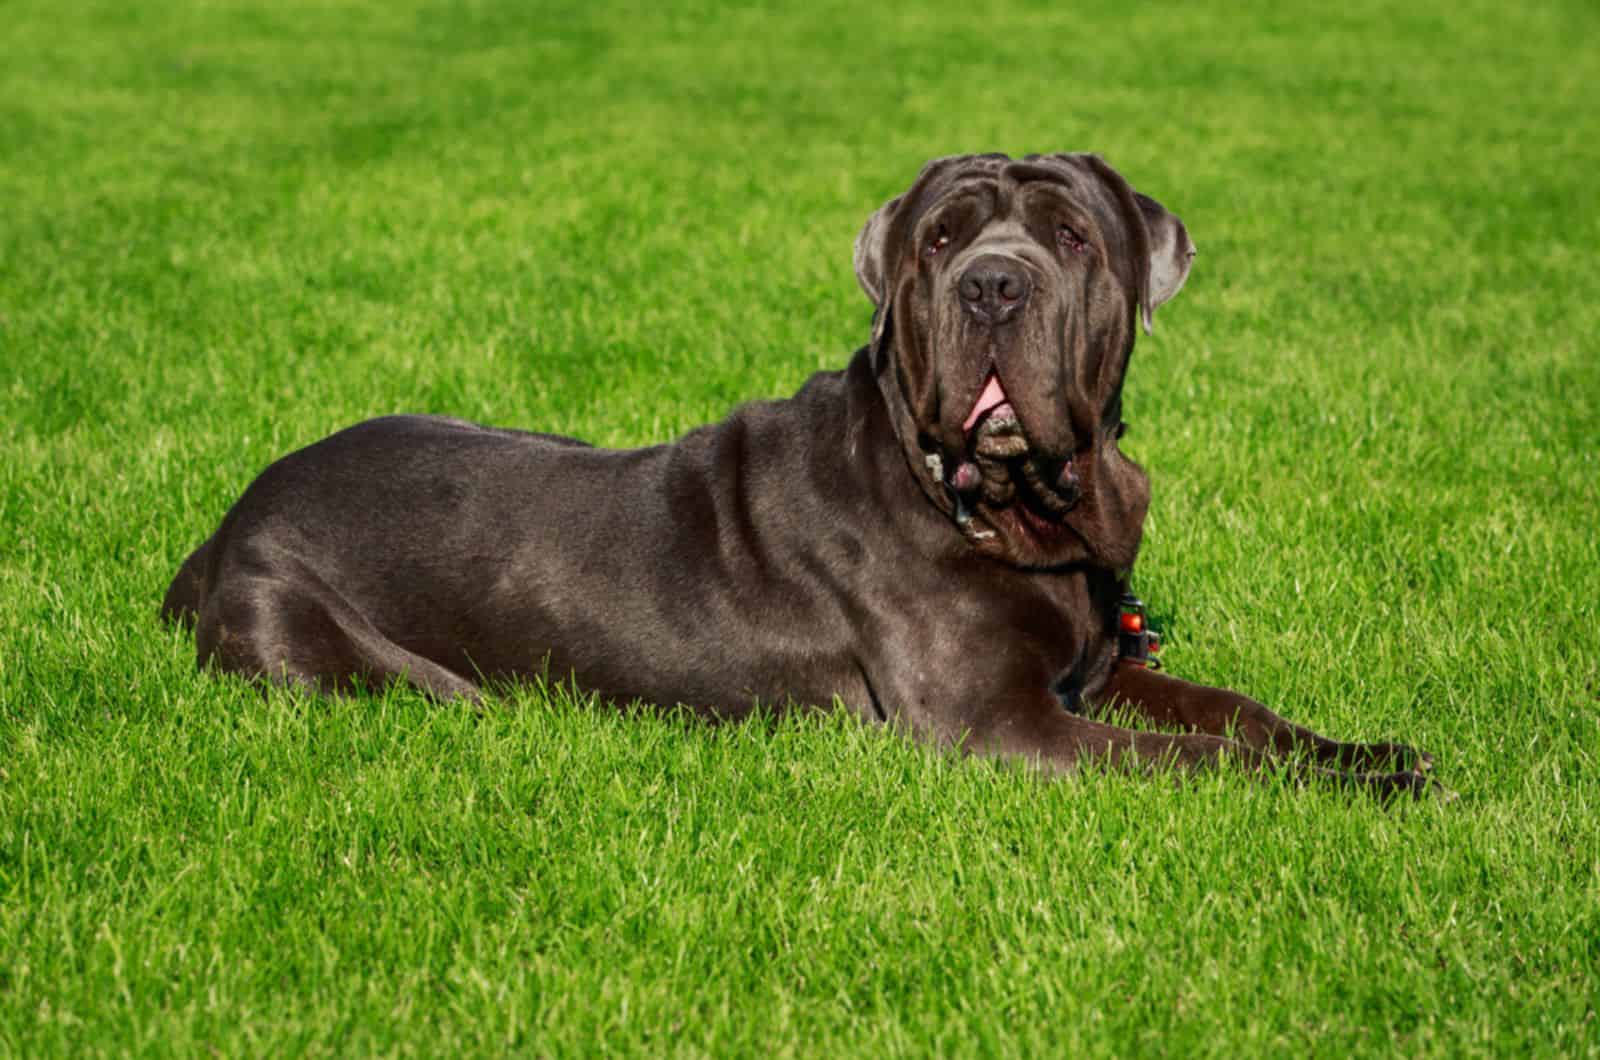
[[3, 0, 1598, 1053]]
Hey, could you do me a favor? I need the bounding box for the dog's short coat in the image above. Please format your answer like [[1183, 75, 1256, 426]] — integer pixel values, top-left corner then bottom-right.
[[163, 154, 1438, 797]]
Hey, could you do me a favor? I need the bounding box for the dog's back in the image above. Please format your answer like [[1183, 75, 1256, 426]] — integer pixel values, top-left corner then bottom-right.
[[159, 417, 593, 628], [156, 392, 891, 715]]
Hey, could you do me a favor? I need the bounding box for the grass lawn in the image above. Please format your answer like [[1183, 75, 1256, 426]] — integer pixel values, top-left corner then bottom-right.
[[3, 0, 1598, 1053]]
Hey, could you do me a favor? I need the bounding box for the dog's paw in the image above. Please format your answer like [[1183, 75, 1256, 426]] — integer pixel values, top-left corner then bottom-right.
[[1355, 767, 1456, 804], [1337, 740, 1434, 776]]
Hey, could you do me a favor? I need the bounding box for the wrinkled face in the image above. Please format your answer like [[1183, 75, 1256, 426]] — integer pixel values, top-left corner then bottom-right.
[[855, 153, 1195, 570]]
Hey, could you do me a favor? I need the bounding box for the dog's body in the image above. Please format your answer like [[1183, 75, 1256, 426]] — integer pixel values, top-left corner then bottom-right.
[[164, 154, 1438, 796], [161, 363, 1117, 730]]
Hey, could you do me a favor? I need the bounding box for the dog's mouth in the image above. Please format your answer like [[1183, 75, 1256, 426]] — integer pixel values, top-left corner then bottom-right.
[[945, 371, 1081, 533]]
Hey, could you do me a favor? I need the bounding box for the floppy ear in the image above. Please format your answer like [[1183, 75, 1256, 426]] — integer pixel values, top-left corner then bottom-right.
[[853, 192, 903, 353], [1134, 191, 1196, 334], [853, 193, 901, 309]]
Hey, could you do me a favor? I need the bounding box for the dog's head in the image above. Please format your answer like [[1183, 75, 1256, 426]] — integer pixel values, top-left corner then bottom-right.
[[855, 153, 1195, 570]]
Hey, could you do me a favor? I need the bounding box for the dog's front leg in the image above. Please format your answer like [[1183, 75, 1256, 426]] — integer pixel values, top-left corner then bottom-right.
[[1095, 662, 1434, 777], [967, 690, 1432, 799]]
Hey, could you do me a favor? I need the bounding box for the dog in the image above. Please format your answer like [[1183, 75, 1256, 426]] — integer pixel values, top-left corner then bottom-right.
[[162, 153, 1439, 797]]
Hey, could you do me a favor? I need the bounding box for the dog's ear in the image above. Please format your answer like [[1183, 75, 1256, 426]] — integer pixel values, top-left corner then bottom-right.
[[854, 192, 903, 354], [1076, 155, 1196, 335], [1133, 191, 1196, 334], [853, 193, 902, 310]]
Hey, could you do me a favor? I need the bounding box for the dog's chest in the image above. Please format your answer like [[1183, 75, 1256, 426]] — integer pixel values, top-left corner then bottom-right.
[[863, 559, 1116, 726]]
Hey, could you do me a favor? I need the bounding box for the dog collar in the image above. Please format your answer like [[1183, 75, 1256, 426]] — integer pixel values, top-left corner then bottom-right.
[[1116, 592, 1162, 669]]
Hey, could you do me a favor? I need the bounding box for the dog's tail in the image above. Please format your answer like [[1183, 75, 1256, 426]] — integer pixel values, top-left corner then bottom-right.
[[160, 534, 215, 628]]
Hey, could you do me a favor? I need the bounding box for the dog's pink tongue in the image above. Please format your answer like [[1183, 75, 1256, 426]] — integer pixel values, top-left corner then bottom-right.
[[962, 374, 1011, 433]]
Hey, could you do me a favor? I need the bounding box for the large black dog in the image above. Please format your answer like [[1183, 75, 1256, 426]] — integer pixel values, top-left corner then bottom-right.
[[163, 153, 1438, 796]]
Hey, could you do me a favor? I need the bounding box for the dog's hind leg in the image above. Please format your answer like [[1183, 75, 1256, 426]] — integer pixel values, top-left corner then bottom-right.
[[1093, 663, 1432, 776], [196, 556, 482, 704]]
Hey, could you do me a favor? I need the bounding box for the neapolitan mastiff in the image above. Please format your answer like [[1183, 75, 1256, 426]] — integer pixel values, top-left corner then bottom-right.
[[162, 153, 1439, 797]]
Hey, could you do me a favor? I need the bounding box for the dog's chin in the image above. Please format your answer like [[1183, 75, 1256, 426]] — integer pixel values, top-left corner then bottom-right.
[[966, 457, 1092, 568]]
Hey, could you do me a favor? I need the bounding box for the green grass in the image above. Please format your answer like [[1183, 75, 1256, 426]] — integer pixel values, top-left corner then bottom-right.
[[3, 0, 1598, 1053]]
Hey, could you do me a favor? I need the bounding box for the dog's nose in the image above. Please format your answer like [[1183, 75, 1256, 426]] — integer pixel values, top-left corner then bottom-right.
[[958, 256, 1031, 325]]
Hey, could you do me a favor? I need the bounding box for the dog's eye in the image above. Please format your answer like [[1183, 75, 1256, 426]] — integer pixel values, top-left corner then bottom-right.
[[926, 225, 952, 258], [1057, 224, 1089, 254]]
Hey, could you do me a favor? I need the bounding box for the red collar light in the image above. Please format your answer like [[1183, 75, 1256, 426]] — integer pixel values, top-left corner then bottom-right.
[[1117, 592, 1162, 668]]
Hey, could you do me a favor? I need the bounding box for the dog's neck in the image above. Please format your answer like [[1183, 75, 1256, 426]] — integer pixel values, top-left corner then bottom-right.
[[848, 342, 1148, 574]]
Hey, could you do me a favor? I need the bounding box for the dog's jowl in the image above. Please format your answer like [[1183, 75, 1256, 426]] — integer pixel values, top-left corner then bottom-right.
[[162, 153, 1441, 798]]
